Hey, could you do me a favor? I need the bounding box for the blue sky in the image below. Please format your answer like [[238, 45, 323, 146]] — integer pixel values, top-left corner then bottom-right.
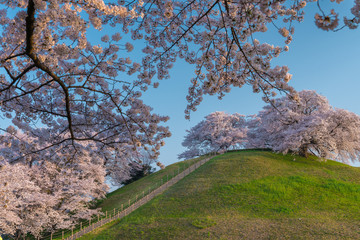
[[141, 2, 360, 167]]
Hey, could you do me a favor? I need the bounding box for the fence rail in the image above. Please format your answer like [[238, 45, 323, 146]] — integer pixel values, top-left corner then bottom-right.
[[55, 156, 213, 240]]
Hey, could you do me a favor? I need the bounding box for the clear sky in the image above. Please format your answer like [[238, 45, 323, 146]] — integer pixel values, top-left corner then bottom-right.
[[140, 2, 360, 167]]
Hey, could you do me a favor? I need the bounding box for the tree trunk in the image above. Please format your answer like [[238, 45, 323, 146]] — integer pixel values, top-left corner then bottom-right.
[[299, 145, 309, 158]]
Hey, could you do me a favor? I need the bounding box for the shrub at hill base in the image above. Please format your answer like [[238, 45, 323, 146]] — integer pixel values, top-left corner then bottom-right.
[[121, 163, 156, 186]]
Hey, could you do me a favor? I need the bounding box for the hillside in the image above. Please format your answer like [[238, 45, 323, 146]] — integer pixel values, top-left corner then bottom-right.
[[80, 150, 360, 239], [96, 155, 207, 214]]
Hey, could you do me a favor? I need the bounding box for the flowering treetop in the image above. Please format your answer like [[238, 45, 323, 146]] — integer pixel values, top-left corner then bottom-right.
[[179, 111, 247, 159], [0, 0, 171, 170], [247, 90, 360, 163]]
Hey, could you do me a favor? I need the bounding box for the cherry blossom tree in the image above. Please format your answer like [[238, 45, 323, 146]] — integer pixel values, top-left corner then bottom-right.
[[112, 150, 158, 185], [131, 0, 360, 118], [0, 161, 107, 239], [0, 129, 108, 239], [0, 2, 170, 236], [179, 112, 247, 159], [0, 0, 171, 167], [247, 90, 360, 163], [0, 0, 359, 168], [0, 162, 40, 239], [0, 125, 167, 238]]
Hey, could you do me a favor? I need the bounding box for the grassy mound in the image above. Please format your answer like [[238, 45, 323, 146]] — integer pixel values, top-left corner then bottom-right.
[[80, 150, 360, 239], [96, 155, 207, 213]]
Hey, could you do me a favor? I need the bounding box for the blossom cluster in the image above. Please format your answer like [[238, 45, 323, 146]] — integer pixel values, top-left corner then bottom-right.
[[315, 0, 360, 31], [0, 0, 171, 173], [0, 134, 108, 238], [181, 91, 360, 163], [179, 111, 248, 159], [127, 0, 318, 119], [247, 90, 360, 162]]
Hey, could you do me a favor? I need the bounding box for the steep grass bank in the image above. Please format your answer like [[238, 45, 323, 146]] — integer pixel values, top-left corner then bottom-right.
[[52, 156, 207, 240], [80, 150, 360, 239], [97, 155, 207, 213]]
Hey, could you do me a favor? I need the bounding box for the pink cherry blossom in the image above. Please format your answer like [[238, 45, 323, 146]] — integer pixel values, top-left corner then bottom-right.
[[179, 112, 247, 159], [247, 90, 360, 163]]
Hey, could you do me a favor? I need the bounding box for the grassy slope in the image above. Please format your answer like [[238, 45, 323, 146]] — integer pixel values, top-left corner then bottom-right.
[[97, 155, 207, 213], [53, 156, 206, 240], [80, 150, 360, 239]]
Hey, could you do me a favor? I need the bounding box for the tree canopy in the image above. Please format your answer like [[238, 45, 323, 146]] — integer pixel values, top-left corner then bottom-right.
[[247, 90, 360, 162], [179, 111, 247, 159]]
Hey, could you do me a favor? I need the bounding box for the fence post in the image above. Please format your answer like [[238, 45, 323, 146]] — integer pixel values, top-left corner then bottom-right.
[[71, 227, 74, 240], [121, 204, 123, 211], [62, 231, 64, 240], [129, 199, 131, 207], [51, 232, 53, 240], [80, 222, 82, 231]]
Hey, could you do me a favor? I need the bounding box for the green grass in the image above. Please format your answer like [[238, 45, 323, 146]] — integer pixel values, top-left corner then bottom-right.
[[79, 150, 360, 239], [97, 155, 208, 213], [52, 156, 207, 240]]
